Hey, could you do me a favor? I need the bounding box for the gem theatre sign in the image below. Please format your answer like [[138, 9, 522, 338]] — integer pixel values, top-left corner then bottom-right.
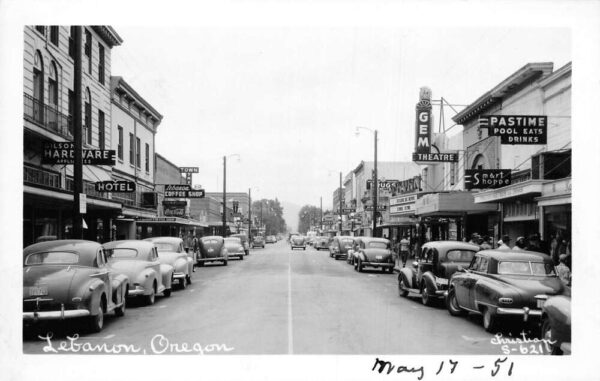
[[479, 115, 547, 144]]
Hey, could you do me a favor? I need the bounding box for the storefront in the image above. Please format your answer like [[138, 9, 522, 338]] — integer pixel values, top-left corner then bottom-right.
[[415, 191, 498, 242], [536, 177, 571, 248], [136, 217, 208, 239]]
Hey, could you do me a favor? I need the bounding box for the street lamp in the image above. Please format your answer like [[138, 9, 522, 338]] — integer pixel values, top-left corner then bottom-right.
[[222, 154, 241, 237], [356, 126, 378, 237]]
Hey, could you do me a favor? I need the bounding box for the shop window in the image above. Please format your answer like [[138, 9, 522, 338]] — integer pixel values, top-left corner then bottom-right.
[[50, 26, 59, 46]]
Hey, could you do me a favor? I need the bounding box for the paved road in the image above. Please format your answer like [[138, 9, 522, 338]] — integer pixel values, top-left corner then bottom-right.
[[23, 241, 541, 355]]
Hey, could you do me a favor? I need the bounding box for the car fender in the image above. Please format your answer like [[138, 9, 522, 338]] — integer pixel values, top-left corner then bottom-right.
[[421, 271, 437, 294], [84, 278, 107, 314], [136, 268, 156, 291], [160, 264, 174, 289], [474, 279, 501, 311], [399, 268, 414, 289], [111, 273, 129, 304], [173, 257, 188, 274]]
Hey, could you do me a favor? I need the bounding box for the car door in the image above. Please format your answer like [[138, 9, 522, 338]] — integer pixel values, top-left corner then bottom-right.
[[468, 255, 489, 309], [95, 248, 113, 308], [455, 255, 480, 309], [149, 247, 162, 290]]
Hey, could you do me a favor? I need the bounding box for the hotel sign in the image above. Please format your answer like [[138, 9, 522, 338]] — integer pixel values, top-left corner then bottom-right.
[[42, 142, 116, 165], [464, 169, 511, 190], [479, 115, 547, 144], [95, 180, 136, 192]]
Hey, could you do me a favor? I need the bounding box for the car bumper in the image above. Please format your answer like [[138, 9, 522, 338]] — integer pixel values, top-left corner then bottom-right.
[[24, 307, 90, 321], [496, 307, 542, 321], [128, 288, 147, 296], [173, 272, 186, 280], [363, 261, 394, 268], [197, 257, 226, 263], [291, 245, 305, 248]]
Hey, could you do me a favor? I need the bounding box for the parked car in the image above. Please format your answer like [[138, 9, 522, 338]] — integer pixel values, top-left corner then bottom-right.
[[291, 235, 306, 250], [538, 293, 571, 355], [23, 240, 129, 332], [224, 237, 245, 260], [144, 237, 193, 288], [230, 233, 250, 255], [353, 237, 394, 273], [329, 236, 355, 260], [346, 237, 364, 264], [398, 241, 479, 306], [198, 236, 228, 266], [252, 235, 265, 248], [314, 236, 331, 251], [446, 249, 566, 332], [266, 235, 277, 244], [103, 240, 174, 304]]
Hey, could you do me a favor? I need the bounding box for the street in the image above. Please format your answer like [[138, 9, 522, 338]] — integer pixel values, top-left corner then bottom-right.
[[22, 240, 529, 355]]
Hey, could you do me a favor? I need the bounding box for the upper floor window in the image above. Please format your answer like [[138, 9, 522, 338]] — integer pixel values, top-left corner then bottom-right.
[[84, 88, 92, 145], [136, 138, 141, 169], [84, 29, 92, 74], [98, 43, 105, 85], [129, 133, 134, 165], [50, 26, 59, 46], [68, 89, 75, 136], [117, 126, 124, 160], [48, 62, 58, 108], [33, 51, 44, 102], [145, 143, 150, 172], [69, 26, 76, 59], [35, 26, 45, 35], [98, 110, 105, 150]]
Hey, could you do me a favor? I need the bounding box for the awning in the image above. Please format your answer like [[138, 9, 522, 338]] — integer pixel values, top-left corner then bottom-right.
[[24, 185, 122, 210], [416, 192, 498, 216], [65, 164, 113, 182], [136, 217, 208, 227], [535, 177, 571, 207], [474, 179, 547, 204], [379, 216, 418, 227]]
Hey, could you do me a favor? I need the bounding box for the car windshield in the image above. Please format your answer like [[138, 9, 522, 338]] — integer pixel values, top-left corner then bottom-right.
[[497, 261, 556, 276], [105, 248, 138, 259], [225, 238, 240, 244], [341, 239, 354, 245], [446, 249, 476, 263], [368, 242, 388, 249], [25, 251, 79, 265], [154, 242, 180, 252]]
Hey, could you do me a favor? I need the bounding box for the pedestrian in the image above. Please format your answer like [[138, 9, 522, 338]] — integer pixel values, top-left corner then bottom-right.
[[192, 235, 199, 271], [555, 254, 571, 286], [497, 235, 511, 250], [526, 233, 544, 254], [480, 235, 493, 250], [400, 235, 410, 267], [183, 232, 192, 253], [468, 233, 479, 245], [513, 236, 527, 251]]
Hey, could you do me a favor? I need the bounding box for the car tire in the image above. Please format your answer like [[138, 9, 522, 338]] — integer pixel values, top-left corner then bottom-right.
[[541, 317, 563, 355], [387, 266, 394, 274], [224, 260, 228, 266], [163, 288, 172, 297], [240, 255, 244, 260], [145, 286, 156, 305], [398, 275, 409, 297], [303, 248, 305, 250], [446, 288, 466, 316], [186, 274, 192, 285], [420, 282, 432, 306], [88, 305, 104, 333], [482, 307, 499, 333], [114, 289, 126, 317]]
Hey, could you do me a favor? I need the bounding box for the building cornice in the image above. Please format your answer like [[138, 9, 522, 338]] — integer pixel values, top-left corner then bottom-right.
[[91, 26, 123, 48], [111, 76, 163, 126]]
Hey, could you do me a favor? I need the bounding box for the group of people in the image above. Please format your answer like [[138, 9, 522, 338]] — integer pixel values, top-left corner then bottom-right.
[[467, 231, 572, 287]]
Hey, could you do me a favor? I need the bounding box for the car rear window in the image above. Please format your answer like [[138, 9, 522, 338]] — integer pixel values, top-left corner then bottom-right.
[[368, 242, 388, 249], [498, 261, 556, 276], [105, 248, 138, 259], [25, 251, 79, 265], [341, 239, 354, 245], [446, 249, 476, 263], [154, 242, 180, 252], [203, 239, 219, 245]]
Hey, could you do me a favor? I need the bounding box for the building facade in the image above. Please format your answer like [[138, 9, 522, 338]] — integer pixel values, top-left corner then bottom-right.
[[23, 25, 123, 246]]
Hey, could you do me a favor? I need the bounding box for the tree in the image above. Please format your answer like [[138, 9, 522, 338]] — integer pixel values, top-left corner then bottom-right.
[[298, 205, 321, 234], [252, 198, 287, 235]]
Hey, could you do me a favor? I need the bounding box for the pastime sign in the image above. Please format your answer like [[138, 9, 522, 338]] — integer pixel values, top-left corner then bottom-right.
[[479, 115, 547, 144], [42, 142, 116, 165], [464, 169, 512, 190], [412, 152, 458, 162], [95, 181, 136, 192]]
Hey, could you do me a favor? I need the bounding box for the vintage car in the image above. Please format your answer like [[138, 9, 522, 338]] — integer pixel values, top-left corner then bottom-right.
[[314, 236, 331, 251], [103, 240, 174, 304], [144, 237, 193, 288], [398, 241, 479, 306], [224, 237, 245, 260], [538, 293, 571, 355], [198, 236, 229, 266], [23, 240, 128, 332], [252, 235, 265, 249], [230, 233, 250, 255], [446, 250, 566, 332], [329, 236, 355, 260], [265, 235, 277, 244], [353, 237, 394, 273], [290, 235, 306, 250]]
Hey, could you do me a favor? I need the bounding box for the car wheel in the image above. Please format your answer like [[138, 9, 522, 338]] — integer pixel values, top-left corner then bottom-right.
[[388, 266, 394, 274], [145, 286, 156, 305], [446, 288, 466, 316], [541, 317, 563, 355], [163, 288, 172, 298], [114, 290, 126, 317], [89, 305, 104, 333], [303, 248, 305, 250], [186, 274, 192, 285], [198, 261, 205, 267], [224, 260, 228, 266], [357, 258, 363, 272], [398, 276, 409, 297], [482, 307, 499, 333], [240, 255, 244, 260], [179, 276, 187, 290], [420, 282, 432, 306]]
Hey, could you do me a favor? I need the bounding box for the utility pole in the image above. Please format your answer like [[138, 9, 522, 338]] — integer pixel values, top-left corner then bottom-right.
[[248, 188, 252, 241], [339, 171, 343, 236], [72, 25, 83, 239], [320, 196, 323, 234], [372, 130, 378, 238], [222, 155, 226, 237]]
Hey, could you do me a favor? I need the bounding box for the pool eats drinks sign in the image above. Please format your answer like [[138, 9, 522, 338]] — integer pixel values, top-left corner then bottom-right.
[[479, 115, 547, 144]]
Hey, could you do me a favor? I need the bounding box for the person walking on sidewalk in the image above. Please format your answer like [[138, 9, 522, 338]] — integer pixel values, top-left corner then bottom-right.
[[400, 235, 410, 267]]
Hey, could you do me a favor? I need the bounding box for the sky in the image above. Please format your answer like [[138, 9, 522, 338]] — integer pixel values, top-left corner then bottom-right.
[[110, 27, 571, 215]]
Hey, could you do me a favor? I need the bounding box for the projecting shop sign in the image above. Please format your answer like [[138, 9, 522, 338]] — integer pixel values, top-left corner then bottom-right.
[[414, 87, 432, 155], [179, 167, 199, 173], [464, 169, 511, 190], [479, 115, 547, 144], [366, 180, 399, 191], [42, 142, 116, 165], [95, 181, 136, 192], [164, 184, 205, 198]]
